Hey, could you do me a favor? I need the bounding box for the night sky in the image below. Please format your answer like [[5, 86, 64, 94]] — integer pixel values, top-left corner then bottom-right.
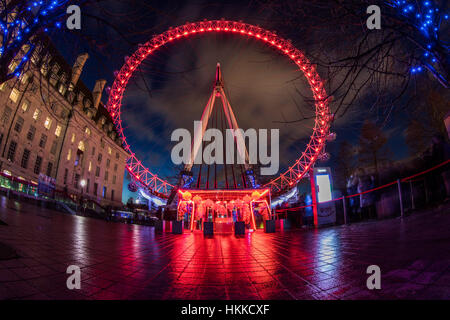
[[52, 0, 428, 202]]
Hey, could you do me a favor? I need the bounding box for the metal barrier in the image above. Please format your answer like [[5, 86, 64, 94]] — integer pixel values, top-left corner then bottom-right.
[[275, 159, 450, 225]]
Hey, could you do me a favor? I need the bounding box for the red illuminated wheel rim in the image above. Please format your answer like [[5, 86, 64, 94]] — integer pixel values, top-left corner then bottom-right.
[[106, 20, 332, 197]]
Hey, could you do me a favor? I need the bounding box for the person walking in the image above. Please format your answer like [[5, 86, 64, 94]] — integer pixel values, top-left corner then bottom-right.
[[357, 168, 376, 220]]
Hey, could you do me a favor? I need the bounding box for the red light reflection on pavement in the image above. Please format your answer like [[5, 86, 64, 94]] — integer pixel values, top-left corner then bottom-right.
[[1, 197, 450, 300]]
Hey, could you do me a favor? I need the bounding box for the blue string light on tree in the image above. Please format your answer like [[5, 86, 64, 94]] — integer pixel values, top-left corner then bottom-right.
[[0, 1, 70, 81], [386, 0, 449, 79]]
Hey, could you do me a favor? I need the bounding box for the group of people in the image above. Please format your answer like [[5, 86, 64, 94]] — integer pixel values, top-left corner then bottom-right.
[[346, 169, 377, 221]]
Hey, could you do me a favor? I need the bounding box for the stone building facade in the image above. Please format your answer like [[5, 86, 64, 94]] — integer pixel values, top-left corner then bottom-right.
[[0, 38, 128, 207]]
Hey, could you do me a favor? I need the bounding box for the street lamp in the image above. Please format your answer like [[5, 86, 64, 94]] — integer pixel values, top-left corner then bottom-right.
[[79, 179, 87, 212]]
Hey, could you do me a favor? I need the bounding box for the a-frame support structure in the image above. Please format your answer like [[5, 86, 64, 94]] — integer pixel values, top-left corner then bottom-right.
[[167, 63, 256, 205], [185, 63, 250, 173]]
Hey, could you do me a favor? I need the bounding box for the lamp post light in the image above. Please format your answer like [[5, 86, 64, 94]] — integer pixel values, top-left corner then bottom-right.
[[80, 179, 86, 193], [80, 179, 87, 212]]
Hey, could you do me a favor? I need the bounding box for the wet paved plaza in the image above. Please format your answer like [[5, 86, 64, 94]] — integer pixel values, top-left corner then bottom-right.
[[0, 196, 449, 300]]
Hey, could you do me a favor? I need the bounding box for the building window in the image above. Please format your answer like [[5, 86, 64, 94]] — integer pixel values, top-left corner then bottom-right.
[[46, 162, 53, 177], [44, 117, 52, 130], [55, 125, 62, 137], [105, 171, 109, 181], [74, 149, 83, 167], [78, 141, 85, 152], [50, 103, 58, 114], [97, 153, 102, 163], [88, 161, 92, 172], [67, 149, 72, 161], [116, 152, 119, 160], [8, 60, 18, 73], [0, 82, 6, 91], [14, 116, 24, 132], [106, 159, 110, 168], [1, 106, 12, 126], [114, 163, 118, 172], [95, 166, 100, 177], [9, 88, 20, 103], [60, 75, 67, 90], [63, 168, 68, 185], [71, 133, 75, 143], [40, 60, 49, 76], [108, 147, 112, 155], [86, 179, 90, 193], [21, 99, 30, 112], [111, 190, 115, 201], [31, 46, 42, 64], [39, 134, 47, 148], [102, 186, 107, 198], [26, 125, 36, 141], [21, 149, 30, 169], [32, 108, 40, 120], [85, 127, 91, 136], [92, 147, 95, 156], [58, 83, 67, 95], [7, 141, 17, 162], [74, 174, 80, 189], [20, 72, 29, 84], [93, 183, 98, 196], [50, 141, 58, 155], [101, 140, 105, 149], [33, 156, 42, 174], [63, 168, 69, 184], [112, 175, 116, 184], [49, 64, 60, 86]]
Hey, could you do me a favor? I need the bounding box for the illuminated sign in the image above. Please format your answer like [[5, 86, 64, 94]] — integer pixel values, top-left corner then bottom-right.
[[316, 174, 332, 203], [311, 167, 336, 227]]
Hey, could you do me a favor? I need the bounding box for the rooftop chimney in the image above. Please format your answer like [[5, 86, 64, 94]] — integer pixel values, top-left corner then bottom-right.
[[70, 53, 89, 90], [92, 79, 107, 109]]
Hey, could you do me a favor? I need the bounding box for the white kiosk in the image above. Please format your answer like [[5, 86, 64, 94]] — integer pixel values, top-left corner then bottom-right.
[[310, 167, 336, 227]]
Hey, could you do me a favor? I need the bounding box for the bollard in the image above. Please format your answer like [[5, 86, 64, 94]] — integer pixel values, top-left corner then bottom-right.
[[397, 179, 404, 218], [264, 219, 276, 233], [203, 221, 213, 236], [172, 220, 183, 234], [155, 220, 164, 232], [234, 221, 245, 235], [342, 197, 348, 224]]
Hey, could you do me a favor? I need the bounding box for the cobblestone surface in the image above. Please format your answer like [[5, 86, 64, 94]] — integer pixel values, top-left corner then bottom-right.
[[0, 196, 449, 300]]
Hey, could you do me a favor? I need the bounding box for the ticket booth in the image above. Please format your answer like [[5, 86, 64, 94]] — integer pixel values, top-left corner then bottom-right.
[[177, 189, 271, 232]]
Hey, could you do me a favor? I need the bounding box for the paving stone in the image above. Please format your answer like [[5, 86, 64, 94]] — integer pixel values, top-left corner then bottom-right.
[[0, 196, 449, 300]]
